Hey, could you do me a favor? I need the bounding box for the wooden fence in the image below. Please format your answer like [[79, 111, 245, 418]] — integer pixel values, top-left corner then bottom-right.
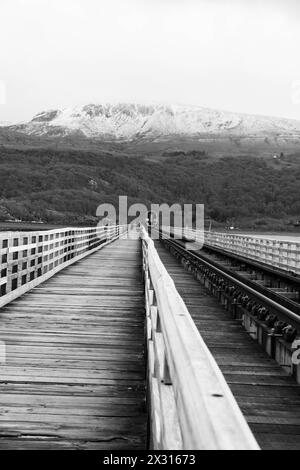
[[204, 231, 300, 275], [141, 227, 259, 450], [168, 227, 300, 275], [0, 225, 127, 308]]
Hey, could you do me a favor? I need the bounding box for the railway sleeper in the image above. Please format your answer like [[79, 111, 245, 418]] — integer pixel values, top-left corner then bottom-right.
[[161, 238, 300, 386], [200, 246, 300, 300]]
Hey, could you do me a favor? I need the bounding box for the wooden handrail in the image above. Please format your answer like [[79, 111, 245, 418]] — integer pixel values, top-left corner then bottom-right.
[[0, 225, 128, 308], [165, 226, 300, 275], [204, 231, 300, 274], [141, 227, 259, 450]]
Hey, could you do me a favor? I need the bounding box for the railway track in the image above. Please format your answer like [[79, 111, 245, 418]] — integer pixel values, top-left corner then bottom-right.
[[160, 229, 300, 335], [154, 232, 300, 450], [202, 241, 300, 311], [155, 228, 300, 378]]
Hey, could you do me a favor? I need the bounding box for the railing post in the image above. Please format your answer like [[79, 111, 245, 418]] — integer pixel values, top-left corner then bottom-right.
[[0, 224, 128, 309]]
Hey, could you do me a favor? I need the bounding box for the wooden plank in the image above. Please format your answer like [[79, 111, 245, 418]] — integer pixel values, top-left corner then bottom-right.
[[0, 438, 142, 450], [0, 226, 128, 308], [0, 238, 147, 450], [155, 241, 300, 450]]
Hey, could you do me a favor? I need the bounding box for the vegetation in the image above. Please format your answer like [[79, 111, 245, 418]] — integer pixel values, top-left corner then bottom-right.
[[0, 147, 299, 229]]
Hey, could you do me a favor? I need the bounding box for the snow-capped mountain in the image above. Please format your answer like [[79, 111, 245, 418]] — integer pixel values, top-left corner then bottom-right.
[[8, 103, 300, 141]]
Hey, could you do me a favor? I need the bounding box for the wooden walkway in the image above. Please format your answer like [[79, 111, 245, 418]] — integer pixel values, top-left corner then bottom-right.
[[155, 241, 300, 450], [0, 238, 147, 450]]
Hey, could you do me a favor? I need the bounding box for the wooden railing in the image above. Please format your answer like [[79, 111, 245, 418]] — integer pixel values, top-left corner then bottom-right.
[[0, 225, 127, 308], [168, 227, 300, 275], [141, 227, 259, 450], [205, 231, 300, 274]]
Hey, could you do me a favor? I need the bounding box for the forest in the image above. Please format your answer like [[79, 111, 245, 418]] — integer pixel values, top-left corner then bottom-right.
[[0, 146, 299, 230]]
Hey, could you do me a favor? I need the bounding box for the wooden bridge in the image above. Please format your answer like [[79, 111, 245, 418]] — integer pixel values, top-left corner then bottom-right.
[[0, 224, 299, 450]]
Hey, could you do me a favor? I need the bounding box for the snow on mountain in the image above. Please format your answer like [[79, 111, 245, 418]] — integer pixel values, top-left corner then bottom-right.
[[7, 103, 300, 141]]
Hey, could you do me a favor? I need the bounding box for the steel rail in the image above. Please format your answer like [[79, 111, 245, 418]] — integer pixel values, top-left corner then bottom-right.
[[157, 231, 300, 329], [203, 242, 300, 286], [176, 237, 300, 315]]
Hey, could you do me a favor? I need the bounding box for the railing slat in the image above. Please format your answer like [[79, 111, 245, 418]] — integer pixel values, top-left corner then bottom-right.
[[167, 226, 300, 275], [0, 225, 127, 308]]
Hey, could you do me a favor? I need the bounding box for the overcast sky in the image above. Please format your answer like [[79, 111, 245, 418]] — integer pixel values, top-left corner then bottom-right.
[[0, 0, 300, 122]]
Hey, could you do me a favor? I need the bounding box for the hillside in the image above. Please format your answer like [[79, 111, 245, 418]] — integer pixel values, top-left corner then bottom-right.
[[0, 146, 300, 230], [9, 103, 300, 138], [3, 103, 300, 158]]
